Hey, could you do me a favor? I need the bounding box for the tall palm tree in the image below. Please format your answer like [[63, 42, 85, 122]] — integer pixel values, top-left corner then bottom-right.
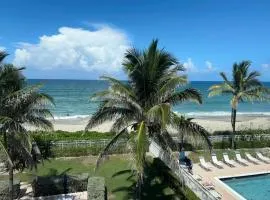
[[0, 51, 54, 199], [86, 40, 212, 199], [209, 61, 270, 148]]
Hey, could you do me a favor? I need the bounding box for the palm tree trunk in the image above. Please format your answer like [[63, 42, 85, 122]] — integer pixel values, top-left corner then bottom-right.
[[9, 166, 14, 200], [231, 108, 237, 149]]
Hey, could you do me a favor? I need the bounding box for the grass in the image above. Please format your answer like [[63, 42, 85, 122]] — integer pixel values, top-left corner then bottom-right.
[[0, 155, 198, 200]]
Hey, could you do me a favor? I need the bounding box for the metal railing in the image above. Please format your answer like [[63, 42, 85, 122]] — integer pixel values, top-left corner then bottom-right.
[[150, 141, 219, 200]]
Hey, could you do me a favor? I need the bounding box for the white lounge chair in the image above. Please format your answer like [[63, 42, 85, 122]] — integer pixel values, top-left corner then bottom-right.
[[223, 153, 236, 167], [245, 153, 260, 164], [199, 156, 212, 171], [235, 152, 249, 166], [211, 153, 224, 168], [256, 152, 270, 163]]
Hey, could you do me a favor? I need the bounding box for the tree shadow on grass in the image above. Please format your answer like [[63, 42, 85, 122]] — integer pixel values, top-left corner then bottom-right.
[[112, 158, 187, 200]]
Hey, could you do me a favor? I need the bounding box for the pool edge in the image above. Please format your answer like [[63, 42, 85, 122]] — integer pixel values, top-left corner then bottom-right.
[[214, 171, 270, 200]]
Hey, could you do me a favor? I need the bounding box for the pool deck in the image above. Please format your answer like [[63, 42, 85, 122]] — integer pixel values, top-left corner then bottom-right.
[[193, 161, 270, 200]]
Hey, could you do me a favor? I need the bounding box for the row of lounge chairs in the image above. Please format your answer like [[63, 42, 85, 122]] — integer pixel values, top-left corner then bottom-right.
[[199, 151, 270, 170]]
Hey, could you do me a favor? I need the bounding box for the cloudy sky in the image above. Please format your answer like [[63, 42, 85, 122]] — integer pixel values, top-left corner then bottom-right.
[[1, 0, 270, 80]]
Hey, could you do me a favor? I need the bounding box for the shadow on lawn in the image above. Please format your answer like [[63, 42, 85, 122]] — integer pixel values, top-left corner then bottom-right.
[[112, 158, 187, 200]]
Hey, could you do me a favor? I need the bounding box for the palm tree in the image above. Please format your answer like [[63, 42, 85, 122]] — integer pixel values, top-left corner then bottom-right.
[[209, 61, 270, 148], [0, 51, 54, 199], [86, 40, 212, 199]]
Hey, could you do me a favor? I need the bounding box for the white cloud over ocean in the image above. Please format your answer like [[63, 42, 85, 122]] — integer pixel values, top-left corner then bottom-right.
[[13, 25, 130, 72], [183, 58, 217, 73]]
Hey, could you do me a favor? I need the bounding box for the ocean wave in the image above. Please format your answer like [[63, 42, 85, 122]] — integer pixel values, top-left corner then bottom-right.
[[175, 111, 270, 117], [51, 115, 89, 120]]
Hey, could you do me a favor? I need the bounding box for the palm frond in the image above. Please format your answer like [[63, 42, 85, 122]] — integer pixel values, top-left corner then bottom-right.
[[165, 88, 202, 105], [135, 121, 148, 181], [95, 128, 129, 169], [208, 83, 234, 97]]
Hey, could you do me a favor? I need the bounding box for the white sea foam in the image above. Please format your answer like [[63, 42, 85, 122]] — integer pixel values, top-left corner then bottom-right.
[[175, 111, 270, 117], [50, 111, 270, 120], [51, 115, 89, 120]]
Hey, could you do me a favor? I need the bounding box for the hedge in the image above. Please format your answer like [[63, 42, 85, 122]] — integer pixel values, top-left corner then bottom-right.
[[0, 180, 20, 200], [32, 173, 89, 197], [212, 128, 270, 136], [88, 177, 106, 200], [30, 130, 115, 141]]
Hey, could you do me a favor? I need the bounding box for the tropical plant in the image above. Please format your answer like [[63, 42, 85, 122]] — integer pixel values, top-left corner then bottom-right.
[[208, 61, 270, 148], [86, 40, 212, 199], [0, 51, 54, 199]]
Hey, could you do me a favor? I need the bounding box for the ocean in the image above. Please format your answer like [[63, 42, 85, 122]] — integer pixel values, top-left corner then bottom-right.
[[28, 79, 270, 119]]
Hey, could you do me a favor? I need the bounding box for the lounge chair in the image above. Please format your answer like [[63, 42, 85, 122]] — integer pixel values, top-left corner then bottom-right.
[[199, 156, 212, 171], [211, 153, 224, 168], [235, 152, 249, 166], [256, 152, 270, 163], [223, 153, 236, 167], [245, 153, 260, 164]]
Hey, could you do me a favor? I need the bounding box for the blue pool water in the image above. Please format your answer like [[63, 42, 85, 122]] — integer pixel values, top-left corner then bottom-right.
[[222, 173, 270, 200]]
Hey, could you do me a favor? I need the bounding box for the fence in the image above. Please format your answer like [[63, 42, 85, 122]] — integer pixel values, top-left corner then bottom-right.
[[149, 141, 219, 200], [50, 134, 270, 149]]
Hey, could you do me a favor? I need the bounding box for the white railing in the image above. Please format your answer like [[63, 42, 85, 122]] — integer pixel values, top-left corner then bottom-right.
[[49, 133, 270, 149], [150, 141, 218, 200]]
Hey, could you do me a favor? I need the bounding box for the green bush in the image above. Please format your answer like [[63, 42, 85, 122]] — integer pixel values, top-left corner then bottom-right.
[[0, 180, 20, 200], [31, 130, 115, 141], [212, 140, 270, 149], [213, 128, 270, 136], [32, 173, 89, 197], [87, 177, 106, 200]]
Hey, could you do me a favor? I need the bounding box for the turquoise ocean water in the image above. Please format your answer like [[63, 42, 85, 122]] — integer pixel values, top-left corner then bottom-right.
[[28, 79, 270, 119]]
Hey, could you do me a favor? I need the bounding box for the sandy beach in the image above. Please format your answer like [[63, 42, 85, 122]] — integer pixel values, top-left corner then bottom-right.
[[50, 115, 270, 133]]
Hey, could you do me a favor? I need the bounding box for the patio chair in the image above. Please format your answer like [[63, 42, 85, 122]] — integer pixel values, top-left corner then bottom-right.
[[199, 156, 212, 171], [245, 153, 260, 164], [223, 153, 236, 167], [235, 152, 248, 166], [256, 152, 270, 163], [211, 153, 224, 168]]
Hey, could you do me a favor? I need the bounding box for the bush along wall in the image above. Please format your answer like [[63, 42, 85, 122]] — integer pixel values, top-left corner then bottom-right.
[[0, 180, 20, 200], [32, 173, 89, 197], [88, 177, 106, 200]]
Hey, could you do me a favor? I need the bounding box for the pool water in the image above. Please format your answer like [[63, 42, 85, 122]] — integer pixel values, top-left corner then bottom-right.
[[222, 173, 270, 200]]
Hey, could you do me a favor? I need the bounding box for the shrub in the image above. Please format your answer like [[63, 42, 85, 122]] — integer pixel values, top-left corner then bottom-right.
[[32, 173, 88, 197], [0, 180, 20, 200], [213, 128, 270, 136], [87, 177, 106, 200], [212, 140, 270, 149]]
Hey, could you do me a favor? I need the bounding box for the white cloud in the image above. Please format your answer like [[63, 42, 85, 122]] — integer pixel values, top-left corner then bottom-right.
[[13, 25, 131, 72], [183, 58, 198, 72], [205, 60, 216, 71], [0, 46, 5, 51], [262, 63, 270, 70]]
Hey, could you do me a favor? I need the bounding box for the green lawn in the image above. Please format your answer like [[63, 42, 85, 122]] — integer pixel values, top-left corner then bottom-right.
[[0, 155, 198, 200]]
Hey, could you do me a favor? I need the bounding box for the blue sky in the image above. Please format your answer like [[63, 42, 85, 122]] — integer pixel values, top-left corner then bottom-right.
[[1, 0, 270, 81]]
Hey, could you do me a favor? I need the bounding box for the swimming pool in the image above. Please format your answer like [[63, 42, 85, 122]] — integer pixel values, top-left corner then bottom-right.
[[220, 173, 270, 200]]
